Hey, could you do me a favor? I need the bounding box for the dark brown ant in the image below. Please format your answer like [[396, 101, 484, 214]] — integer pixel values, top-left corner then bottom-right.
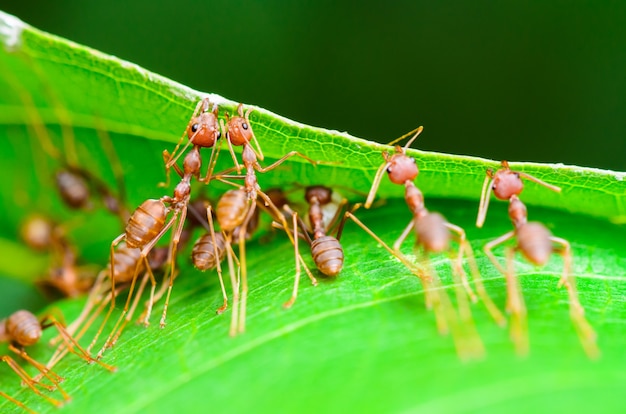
[[6, 66, 129, 223], [217, 104, 318, 335], [275, 186, 346, 308], [304, 186, 346, 277], [1, 310, 115, 408], [339, 127, 504, 360], [477, 160, 598, 357]]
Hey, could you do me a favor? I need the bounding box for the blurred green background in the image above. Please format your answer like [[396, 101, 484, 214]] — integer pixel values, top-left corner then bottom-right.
[[1, 1, 624, 170]]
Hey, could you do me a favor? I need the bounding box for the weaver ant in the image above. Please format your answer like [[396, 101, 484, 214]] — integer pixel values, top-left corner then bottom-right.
[[339, 127, 504, 360], [214, 103, 318, 335], [1, 310, 115, 408], [88, 98, 225, 358], [477, 160, 599, 358]]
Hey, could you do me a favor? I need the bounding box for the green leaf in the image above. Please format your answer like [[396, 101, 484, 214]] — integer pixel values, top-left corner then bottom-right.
[[1, 10, 625, 414]]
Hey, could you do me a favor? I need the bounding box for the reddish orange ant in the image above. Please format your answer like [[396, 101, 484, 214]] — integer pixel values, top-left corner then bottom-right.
[[214, 103, 318, 335], [477, 160, 599, 357], [339, 127, 504, 360], [87, 98, 226, 358], [1, 310, 115, 408]]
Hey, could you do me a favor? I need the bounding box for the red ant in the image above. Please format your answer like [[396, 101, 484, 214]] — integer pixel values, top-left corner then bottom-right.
[[339, 127, 504, 360], [214, 103, 318, 335], [1, 310, 115, 408], [477, 160, 599, 357], [87, 98, 225, 358]]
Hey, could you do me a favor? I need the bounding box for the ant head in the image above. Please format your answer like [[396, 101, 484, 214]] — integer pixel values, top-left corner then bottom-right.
[[305, 186, 332, 205], [226, 111, 253, 147], [187, 110, 221, 148], [386, 153, 418, 185], [491, 167, 524, 201]]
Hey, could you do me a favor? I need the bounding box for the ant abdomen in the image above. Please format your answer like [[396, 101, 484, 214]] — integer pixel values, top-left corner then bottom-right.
[[21, 215, 55, 251], [125, 199, 167, 248], [109, 243, 144, 283], [415, 213, 450, 253], [311, 235, 344, 277], [217, 189, 249, 232], [5, 311, 41, 347], [56, 170, 90, 209], [192, 233, 227, 271], [516, 222, 553, 266]]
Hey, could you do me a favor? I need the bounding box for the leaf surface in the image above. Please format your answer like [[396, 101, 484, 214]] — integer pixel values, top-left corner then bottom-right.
[[0, 11, 625, 414]]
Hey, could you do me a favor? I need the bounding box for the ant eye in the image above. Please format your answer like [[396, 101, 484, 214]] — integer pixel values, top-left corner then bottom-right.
[[492, 184, 496, 190], [386, 167, 392, 174], [242, 122, 249, 130], [217, 131, 222, 139], [191, 123, 199, 133]]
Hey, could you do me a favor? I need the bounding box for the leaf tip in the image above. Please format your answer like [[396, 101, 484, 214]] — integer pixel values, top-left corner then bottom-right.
[[0, 11, 26, 52]]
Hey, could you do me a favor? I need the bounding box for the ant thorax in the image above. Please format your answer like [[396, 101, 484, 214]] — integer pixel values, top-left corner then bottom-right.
[[492, 169, 524, 200], [405, 182, 427, 218], [508, 195, 528, 228]]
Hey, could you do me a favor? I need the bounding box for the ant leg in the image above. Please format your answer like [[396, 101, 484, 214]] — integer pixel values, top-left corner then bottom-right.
[[42, 317, 116, 372], [339, 211, 443, 310], [392, 219, 415, 252], [207, 205, 228, 314], [476, 174, 495, 228], [254, 151, 319, 173], [483, 231, 516, 276], [110, 271, 149, 346], [444, 223, 478, 302], [1, 355, 67, 407], [460, 242, 506, 326], [87, 233, 126, 354], [201, 132, 227, 182], [0, 390, 36, 414], [551, 237, 599, 359], [236, 202, 258, 334], [163, 150, 185, 179], [425, 254, 485, 360], [159, 206, 188, 328], [223, 126, 243, 175], [258, 192, 317, 287], [226, 234, 240, 337], [284, 211, 303, 308], [504, 248, 529, 357], [7, 346, 63, 391], [392, 218, 438, 310]]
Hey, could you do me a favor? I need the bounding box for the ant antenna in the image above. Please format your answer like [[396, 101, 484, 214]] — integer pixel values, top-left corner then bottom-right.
[[476, 170, 495, 228], [387, 125, 424, 147]]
